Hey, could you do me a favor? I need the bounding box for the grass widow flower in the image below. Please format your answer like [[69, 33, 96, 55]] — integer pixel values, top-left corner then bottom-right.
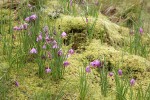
[[68, 49, 74, 55], [23, 23, 28, 30], [42, 44, 46, 49], [15, 81, 19, 87], [36, 32, 42, 42], [45, 67, 51, 73], [58, 49, 63, 56], [70, 0, 73, 6], [85, 66, 91, 73], [90, 60, 101, 67], [130, 78, 135, 86], [118, 69, 122, 76], [30, 48, 37, 54], [139, 27, 143, 34], [109, 72, 113, 77], [25, 17, 30, 22], [61, 32, 67, 38], [13, 26, 20, 30], [63, 61, 70, 67], [30, 14, 37, 20]]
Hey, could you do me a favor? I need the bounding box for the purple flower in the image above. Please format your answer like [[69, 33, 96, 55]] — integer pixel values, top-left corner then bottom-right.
[[45, 35, 50, 42], [63, 61, 70, 67], [85, 66, 91, 73], [13, 26, 20, 30], [52, 40, 57, 45], [45, 67, 51, 73], [139, 27, 143, 34], [61, 32, 67, 38], [68, 49, 74, 55], [70, 0, 73, 6], [36, 32, 42, 42], [30, 14, 37, 20], [130, 78, 135, 86], [118, 69, 122, 76], [30, 48, 37, 54], [58, 49, 63, 56], [86, 17, 88, 23], [19, 24, 24, 30], [25, 17, 30, 22], [90, 60, 101, 67], [28, 4, 32, 8], [52, 44, 58, 49], [15, 81, 19, 87], [23, 23, 28, 30], [42, 44, 46, 49], [109, 72, 113, 77]]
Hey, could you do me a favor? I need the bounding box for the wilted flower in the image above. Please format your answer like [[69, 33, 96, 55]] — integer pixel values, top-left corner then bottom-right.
[[118, 69, 122, 76], [47, 52, 52, 59], [43, 26, 49, 33], [41, 55, 47, 60], [45, 67, 51, 73], [95, 0, 99, 6], [63, 61, 70, 67], [58, 49, 63, 56], [90, 60, 101, 67], [85, 66, 91, 73], [53, 28, 56, 35], [30, 48, 37, 54], [61, 32, 67, 38], [129, 29, 134, 35], [130, 78, 135, 86], [139, 27, 143, 34], [15, 81, 19, 87]]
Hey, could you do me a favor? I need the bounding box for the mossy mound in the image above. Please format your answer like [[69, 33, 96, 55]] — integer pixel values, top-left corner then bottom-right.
[[55, 15, 131, 48], [68, 39, 150, 75]]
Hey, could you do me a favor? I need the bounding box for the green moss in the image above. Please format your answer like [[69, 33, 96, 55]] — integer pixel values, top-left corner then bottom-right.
[[0, 9, 13, 24], [84, 39, 149, 72], [55, 15, 131, 48]]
